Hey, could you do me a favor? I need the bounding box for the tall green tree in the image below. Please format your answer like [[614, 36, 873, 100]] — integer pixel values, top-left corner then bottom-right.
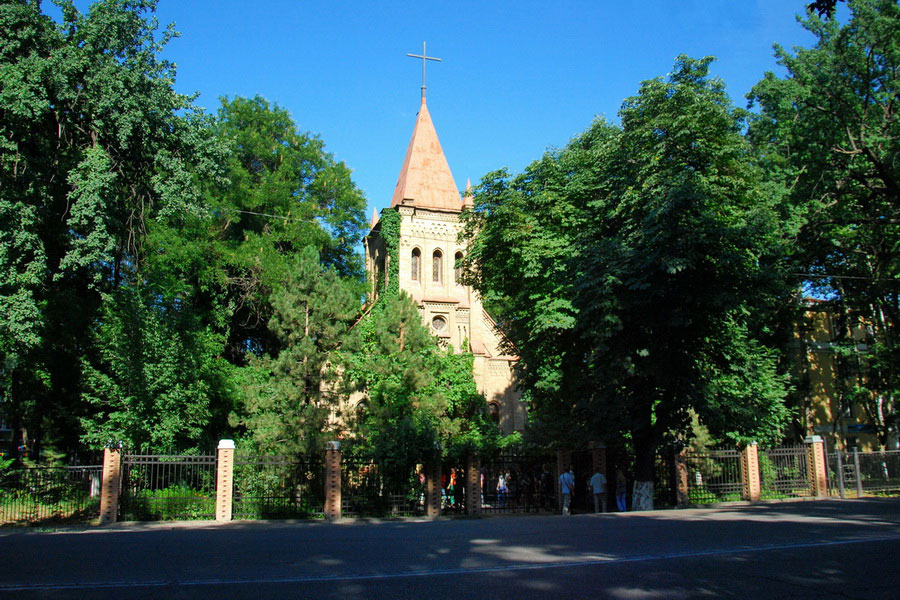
[[0, 0, 226, 455], [464, 57, 794, 507], [208, 96, 367, 364], [233, 247, 359, 455], [341, 291, 499, 464], [749, 0, 899, 448], [79, 287, 227, 452], [579, 57, 793, 504]]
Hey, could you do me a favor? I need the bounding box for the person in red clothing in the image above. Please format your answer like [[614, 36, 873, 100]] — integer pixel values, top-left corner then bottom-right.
[[447, 468, 457, 507]]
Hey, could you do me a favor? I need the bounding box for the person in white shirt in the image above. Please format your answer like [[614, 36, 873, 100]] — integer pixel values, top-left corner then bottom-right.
[[589, 468, 608, 513]]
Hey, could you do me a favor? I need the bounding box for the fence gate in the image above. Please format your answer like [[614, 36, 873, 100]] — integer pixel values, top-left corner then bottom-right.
[[759, 446, 810, 499], [340, 455, 423, 518], [479, 453, 557, 514], [683, 449, 743, 504], [119, 454, 217, 521], [232, 455, 324, 519]]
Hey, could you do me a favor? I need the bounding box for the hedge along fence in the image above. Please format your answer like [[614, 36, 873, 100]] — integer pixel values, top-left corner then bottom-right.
[[0, 464, 102, 526], [118, 454, 217, 521], [232, 454, 325, 519]]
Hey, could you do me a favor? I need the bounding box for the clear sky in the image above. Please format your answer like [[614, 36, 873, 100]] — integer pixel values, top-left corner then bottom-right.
[[55, 1, 839, 218]]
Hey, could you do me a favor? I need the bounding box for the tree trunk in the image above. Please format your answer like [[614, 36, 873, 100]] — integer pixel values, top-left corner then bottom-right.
[[631, 403, 655, 511]]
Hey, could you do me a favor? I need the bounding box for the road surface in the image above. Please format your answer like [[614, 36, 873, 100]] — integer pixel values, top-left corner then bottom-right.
[[1, 498, 898, 599]]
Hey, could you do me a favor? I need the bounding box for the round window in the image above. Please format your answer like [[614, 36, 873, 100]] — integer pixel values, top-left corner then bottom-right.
[[432, 316, 446, 331]]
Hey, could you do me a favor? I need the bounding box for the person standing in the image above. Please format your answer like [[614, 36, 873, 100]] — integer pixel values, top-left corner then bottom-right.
[[540, 464, 553, 512], [589, 467, 608, 513], [615, 468, 627, 512], [497, 472, 508, 508], [447, 468, 457, 509], [559, 465, 575, 515]]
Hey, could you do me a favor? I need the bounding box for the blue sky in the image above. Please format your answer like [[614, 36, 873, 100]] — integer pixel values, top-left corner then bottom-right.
[[55, 1, 837, 218]]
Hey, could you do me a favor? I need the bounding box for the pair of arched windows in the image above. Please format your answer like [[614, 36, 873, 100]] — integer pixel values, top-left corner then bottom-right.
[[411, 248, 464, 284]]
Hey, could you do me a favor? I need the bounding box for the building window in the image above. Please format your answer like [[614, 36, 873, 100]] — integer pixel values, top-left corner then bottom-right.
[[488, 403, 500, 425], [432, 315, 447, 332], [411, 248, 421, 281], [454, 252, 463, 285], [432, 249, 443, 283]]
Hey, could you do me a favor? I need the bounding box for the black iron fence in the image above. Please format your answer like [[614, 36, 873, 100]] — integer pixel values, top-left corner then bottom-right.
[[479, 452, 557, 514], [233, 455, 325, 519], [341, 455, 423, 517], [682, 449, 743, 504], [0, 465, 102, 525], [119, 454, 217, 521], [7, 443, 900, 526], [760, 446, 809, 499]]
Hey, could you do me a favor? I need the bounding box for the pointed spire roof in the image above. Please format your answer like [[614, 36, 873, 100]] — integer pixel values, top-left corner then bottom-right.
[[463, 178, 474, 209], [390, 97, 463, 212], [371, 206, 379, 228]]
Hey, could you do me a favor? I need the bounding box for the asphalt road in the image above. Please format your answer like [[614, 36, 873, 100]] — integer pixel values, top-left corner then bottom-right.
[[1, 498, 898, 599]]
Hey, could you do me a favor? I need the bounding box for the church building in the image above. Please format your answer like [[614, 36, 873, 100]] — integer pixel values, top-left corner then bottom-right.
[[364, 93, 525, 434]]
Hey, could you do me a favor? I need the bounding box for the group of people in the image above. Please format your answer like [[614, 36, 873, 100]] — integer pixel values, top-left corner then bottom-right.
[[486, 465, 556, 511], [559, 465, 628, 515], [438, 464, 629, 514]]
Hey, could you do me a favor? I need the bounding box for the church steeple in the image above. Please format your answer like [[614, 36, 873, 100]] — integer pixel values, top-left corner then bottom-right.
[[389, 96, 463, 212]]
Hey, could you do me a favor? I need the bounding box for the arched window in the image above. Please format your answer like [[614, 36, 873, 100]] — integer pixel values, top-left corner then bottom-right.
[[432, 249, 443, 283], [454, 251, 464, 285], [411, 248, 421, 281], [488, 403, 500, 425]]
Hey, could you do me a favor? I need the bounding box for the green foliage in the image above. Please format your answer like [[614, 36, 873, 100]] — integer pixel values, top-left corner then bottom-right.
[[0, 0, 228, 456], [0, 2, 368, 457], [341, 290, 499, 463], [377, 208, 402, 296], [465, 56, 794, 484], [79, 287, 227, 452], [749, 0, 899, 447], [233, 247, 359, 455], [206, 95, 366, 364], [123, 485, 215, 521]]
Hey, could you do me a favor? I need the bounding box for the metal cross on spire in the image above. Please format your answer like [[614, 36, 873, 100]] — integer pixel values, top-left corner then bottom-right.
[[406, 42, 442, 100]]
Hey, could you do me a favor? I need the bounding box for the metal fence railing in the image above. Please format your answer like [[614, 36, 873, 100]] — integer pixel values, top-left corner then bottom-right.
[[0, 465, 102, 525], [852, 449, 900, 493], [683, 449, 743, 504], [829, 449, 900, 497], [759, 446, 810, 499], [341, 455, 423, 518], [479, 454, 557, 514], [119, 454, 217, 521], [6, 444, 899, 526], [232, 455, 324, 519]]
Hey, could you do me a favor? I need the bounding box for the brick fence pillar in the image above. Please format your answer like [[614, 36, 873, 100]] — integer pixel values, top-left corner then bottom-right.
[[324, 441, 342, 519], [556, 448, 571, 513], [805, 435, 827, 497], [673, 448, 689, 507], [740, 442, 761, 501], [426, 453, 442, 518], [466, 454, 481, 516], [98, 446, 122, 525], [216, 439, 235, 522]]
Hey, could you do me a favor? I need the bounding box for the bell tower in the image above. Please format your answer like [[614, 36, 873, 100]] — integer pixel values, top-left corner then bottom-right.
[[364, 87, 524, 433]]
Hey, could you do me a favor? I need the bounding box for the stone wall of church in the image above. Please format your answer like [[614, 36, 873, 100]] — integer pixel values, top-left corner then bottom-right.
[[363, 205, 524, 434]]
